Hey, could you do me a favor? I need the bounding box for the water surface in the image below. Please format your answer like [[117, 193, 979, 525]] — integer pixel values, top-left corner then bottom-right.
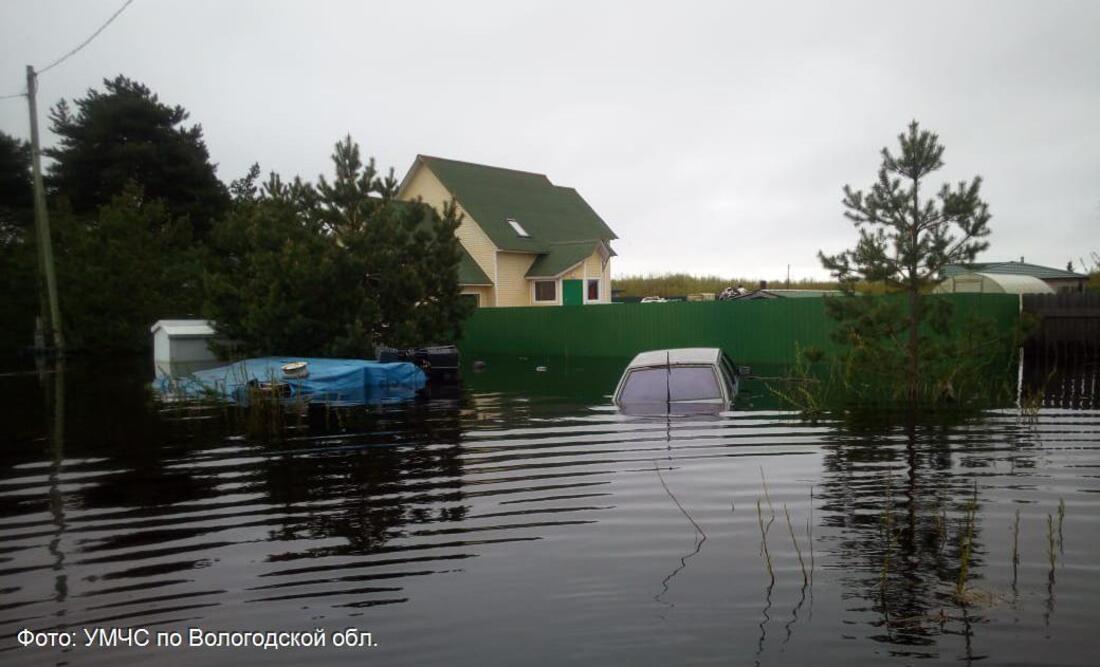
[[1, 356, 1098, 665]]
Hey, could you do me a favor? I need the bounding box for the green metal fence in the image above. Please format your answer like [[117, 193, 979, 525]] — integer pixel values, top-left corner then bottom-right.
[[458, 294, 1020, 364]]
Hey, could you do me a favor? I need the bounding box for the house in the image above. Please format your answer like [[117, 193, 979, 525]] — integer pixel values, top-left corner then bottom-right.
[[942, 260, 1087, 293], [397, 155, 617, 307]]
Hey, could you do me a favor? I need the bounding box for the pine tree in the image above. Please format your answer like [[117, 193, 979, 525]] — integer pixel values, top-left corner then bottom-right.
[[46, 76, 229, 236], [819, 121, 992, 401], [204, 137, 471, 357]]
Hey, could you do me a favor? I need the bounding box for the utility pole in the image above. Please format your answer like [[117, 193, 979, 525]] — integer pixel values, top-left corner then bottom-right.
[[26, 65, 64, 353]]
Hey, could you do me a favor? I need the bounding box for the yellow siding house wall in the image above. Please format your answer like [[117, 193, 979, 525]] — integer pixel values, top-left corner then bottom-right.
[[496, 252, 539, 307]]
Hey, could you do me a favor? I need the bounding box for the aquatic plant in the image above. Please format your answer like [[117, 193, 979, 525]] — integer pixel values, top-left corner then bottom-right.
[[784, 504, 808, 586], [1057, 498, 1065, 554], [954, 485, 979, 603], [806, 486, 815, 586], [1012, 508, 1021, 586], [757, 499, 775, 584], [757, 472, 776, 585], [1046, 513, 1056, 577]]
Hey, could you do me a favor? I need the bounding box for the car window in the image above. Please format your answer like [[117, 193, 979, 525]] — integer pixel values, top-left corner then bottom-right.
[[719, 356, 737, 387], [669, 366, 721, 401], [619, 366, 721, 403], [619, 368, 669, 402]]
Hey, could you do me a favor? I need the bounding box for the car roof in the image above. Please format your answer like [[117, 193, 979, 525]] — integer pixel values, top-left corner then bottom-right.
[[626, 348, 723, 369]]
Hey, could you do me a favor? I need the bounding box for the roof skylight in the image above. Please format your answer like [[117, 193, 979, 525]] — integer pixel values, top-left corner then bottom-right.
[[507, 218, 530, 238]]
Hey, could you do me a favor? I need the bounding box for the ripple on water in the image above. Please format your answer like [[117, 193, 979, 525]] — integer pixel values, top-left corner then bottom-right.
[[1, 364, 1099, 665]]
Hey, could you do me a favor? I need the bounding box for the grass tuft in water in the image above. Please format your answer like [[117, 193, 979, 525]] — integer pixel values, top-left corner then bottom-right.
[[954, 484, 978, 604]]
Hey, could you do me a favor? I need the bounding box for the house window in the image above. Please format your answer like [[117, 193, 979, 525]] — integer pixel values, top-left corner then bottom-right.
[[507, 218, 530, 238], [460, 293, 480, 309], [587, 279, 600, 301], [534, 280, 556, 302]]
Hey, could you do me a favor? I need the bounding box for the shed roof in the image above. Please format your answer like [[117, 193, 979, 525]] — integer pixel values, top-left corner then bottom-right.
[[943, 261, 1085, 280], [414, 155, 617, 253], [150, 320, 216, 336]]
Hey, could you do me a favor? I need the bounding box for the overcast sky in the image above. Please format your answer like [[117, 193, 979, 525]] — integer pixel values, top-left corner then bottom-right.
[[2, 0, 1097, 280]]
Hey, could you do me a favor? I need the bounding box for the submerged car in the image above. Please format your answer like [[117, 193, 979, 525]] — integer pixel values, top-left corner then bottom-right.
[[613, 348, 740, 415]]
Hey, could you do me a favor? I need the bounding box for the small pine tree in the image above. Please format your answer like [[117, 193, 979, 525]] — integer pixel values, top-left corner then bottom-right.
[[819, 121, 992, 402]]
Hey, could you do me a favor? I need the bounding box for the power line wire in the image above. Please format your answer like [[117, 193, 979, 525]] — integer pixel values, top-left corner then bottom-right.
[[37, 0, 135, 75], [0, 91, 26, 100]]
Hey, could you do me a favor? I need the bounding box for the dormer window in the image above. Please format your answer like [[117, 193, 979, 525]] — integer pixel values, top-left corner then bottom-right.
[[507, 218, 530, 238]]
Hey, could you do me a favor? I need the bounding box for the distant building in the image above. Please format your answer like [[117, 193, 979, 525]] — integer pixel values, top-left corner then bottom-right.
[[729, 289, 843, 300], [397, 156, 617, 307], [942, 261, 1087, 293], [933, 272, 1054, 295]]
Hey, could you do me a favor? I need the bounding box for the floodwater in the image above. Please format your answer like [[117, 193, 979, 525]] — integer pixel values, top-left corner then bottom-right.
[[1, 355, 1099, 666]]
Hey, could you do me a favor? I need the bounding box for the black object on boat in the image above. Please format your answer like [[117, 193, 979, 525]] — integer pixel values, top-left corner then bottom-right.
[[377, 345, 460, 383]]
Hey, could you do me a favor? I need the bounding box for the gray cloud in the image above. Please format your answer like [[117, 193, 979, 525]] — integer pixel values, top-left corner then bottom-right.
[[2, 0, 1097, 279]]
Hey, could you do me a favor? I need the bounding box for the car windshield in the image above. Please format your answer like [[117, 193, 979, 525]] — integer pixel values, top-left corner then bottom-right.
[[619, 366, 721, 403]]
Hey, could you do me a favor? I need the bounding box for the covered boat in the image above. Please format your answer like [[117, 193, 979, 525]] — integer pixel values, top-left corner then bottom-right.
[[156, 357, 427, 406]]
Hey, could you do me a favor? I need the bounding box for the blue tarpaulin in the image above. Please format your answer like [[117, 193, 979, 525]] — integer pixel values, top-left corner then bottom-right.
[[156, 357, 427, 406]]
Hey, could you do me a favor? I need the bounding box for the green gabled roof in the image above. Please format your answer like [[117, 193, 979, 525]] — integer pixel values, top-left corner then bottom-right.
[[458, 246, 492, 285], [417, 155, 617, 253], [943, 261, 1085, 280], [525, 241, 600, 278]]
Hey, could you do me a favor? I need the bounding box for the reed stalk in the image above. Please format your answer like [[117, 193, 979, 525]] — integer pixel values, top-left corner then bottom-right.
[[806, 486, 815, 586], [784, 504, 808, 585], [1012, 508, 1020, 585], [1046, 513, 1056, 572], [1057, 498, 1065, 554], [757, 499, 775, 584]]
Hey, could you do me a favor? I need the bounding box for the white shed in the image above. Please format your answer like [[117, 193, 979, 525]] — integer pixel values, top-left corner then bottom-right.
[[151, 319, 220, 377], [933, 272, 1055, 295]]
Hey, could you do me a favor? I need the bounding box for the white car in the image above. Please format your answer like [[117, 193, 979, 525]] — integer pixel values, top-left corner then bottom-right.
[[639, 296, 667, 303], [613, 348, 740, 415]]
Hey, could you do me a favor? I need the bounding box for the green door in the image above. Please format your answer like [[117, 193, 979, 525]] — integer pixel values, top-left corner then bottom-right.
[[562, 279, 583, 305]]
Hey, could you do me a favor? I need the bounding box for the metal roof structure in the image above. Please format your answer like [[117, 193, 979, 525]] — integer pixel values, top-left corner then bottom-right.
[[942, 261, 1085, 280], [933, 272, 1055, 295]]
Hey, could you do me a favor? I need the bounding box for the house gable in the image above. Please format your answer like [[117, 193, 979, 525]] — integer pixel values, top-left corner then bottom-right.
[[397, 160, 498, 288], [413, 155, 617, 253]]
